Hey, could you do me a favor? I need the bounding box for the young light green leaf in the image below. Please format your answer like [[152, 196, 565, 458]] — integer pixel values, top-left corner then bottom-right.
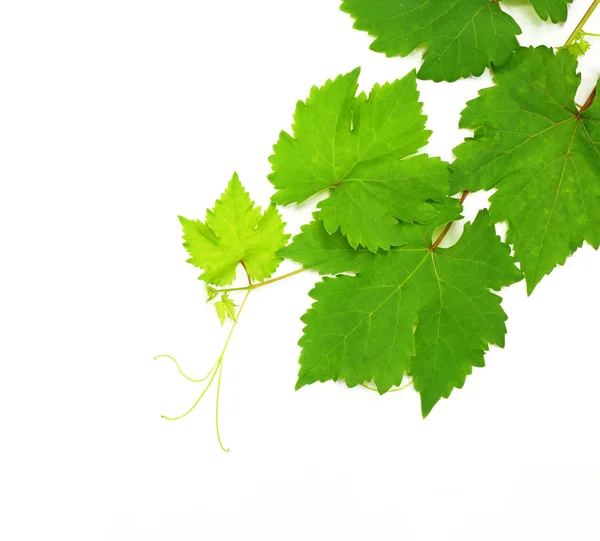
[[340, 0, 571, 82], [206, 285, 219, 302], [179, 173, 290, 286], [214, 293, 237, 326], [451, 46, 600, 294], [269, 69, 451, 252], [284, 208, 523, 417], [563, 31, 591, 57]]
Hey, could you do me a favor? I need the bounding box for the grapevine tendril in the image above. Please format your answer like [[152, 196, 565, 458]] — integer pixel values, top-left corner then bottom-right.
[[154, 354, 220, 383], [160, 362, 220, 421], [156, 270, 253, 451]]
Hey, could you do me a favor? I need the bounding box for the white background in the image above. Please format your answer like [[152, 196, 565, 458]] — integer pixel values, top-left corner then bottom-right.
[[1, 1, 600, 540]]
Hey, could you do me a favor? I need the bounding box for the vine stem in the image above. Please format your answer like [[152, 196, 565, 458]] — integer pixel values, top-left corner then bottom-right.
[[580, 88, 597, 113], [430, 190, 470, 251], [564, 0, 600, 46], [217, 267, 306, 294], [361, 380, 414, 393]]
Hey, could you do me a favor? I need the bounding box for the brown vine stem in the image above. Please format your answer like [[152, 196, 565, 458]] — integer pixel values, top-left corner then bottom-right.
[[429, 190, 470, 251], [580, 88, 597, 113], [240, 260, 253, 286]]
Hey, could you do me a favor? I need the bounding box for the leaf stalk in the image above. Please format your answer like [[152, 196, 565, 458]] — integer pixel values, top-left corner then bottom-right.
[[580, 88, 597, 113], [430, 190, 470, 251], [564, 0, 600, 46], [216, 267, 306, 294]]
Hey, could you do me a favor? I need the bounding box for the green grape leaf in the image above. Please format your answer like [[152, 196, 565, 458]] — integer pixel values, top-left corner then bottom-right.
[[269, 68, 451, 252], [451, 46, 600, 294], [282, 207, 523, 417], [528, 0, 571, 23], [180, 173, 290, 286], [214, 293, 237, 326], [340, 0, 571, 82]]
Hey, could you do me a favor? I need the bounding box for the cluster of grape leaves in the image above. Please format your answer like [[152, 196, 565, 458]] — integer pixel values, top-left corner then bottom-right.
[[340, 0, 572, 81], [268, 68, 527, 416], [281, 208, 522, 416], [177, 49, 598, 417], [452, 46, 600, 294]]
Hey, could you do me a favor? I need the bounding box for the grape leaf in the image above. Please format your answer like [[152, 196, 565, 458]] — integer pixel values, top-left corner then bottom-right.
[[214, 293, 237, 326], [269, 68, 451, 252], [529, 0, 572, 21], [451, 46, 600, 294], [339, 0, 571, 82], [281, 205, 523, 417], [179, 172, 290, 286]]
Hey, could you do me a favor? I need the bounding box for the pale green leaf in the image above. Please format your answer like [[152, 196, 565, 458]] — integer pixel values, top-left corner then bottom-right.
[[206, 285, 219, 302], [180, 173, 290, 286], [214, 293, 237, 326]]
